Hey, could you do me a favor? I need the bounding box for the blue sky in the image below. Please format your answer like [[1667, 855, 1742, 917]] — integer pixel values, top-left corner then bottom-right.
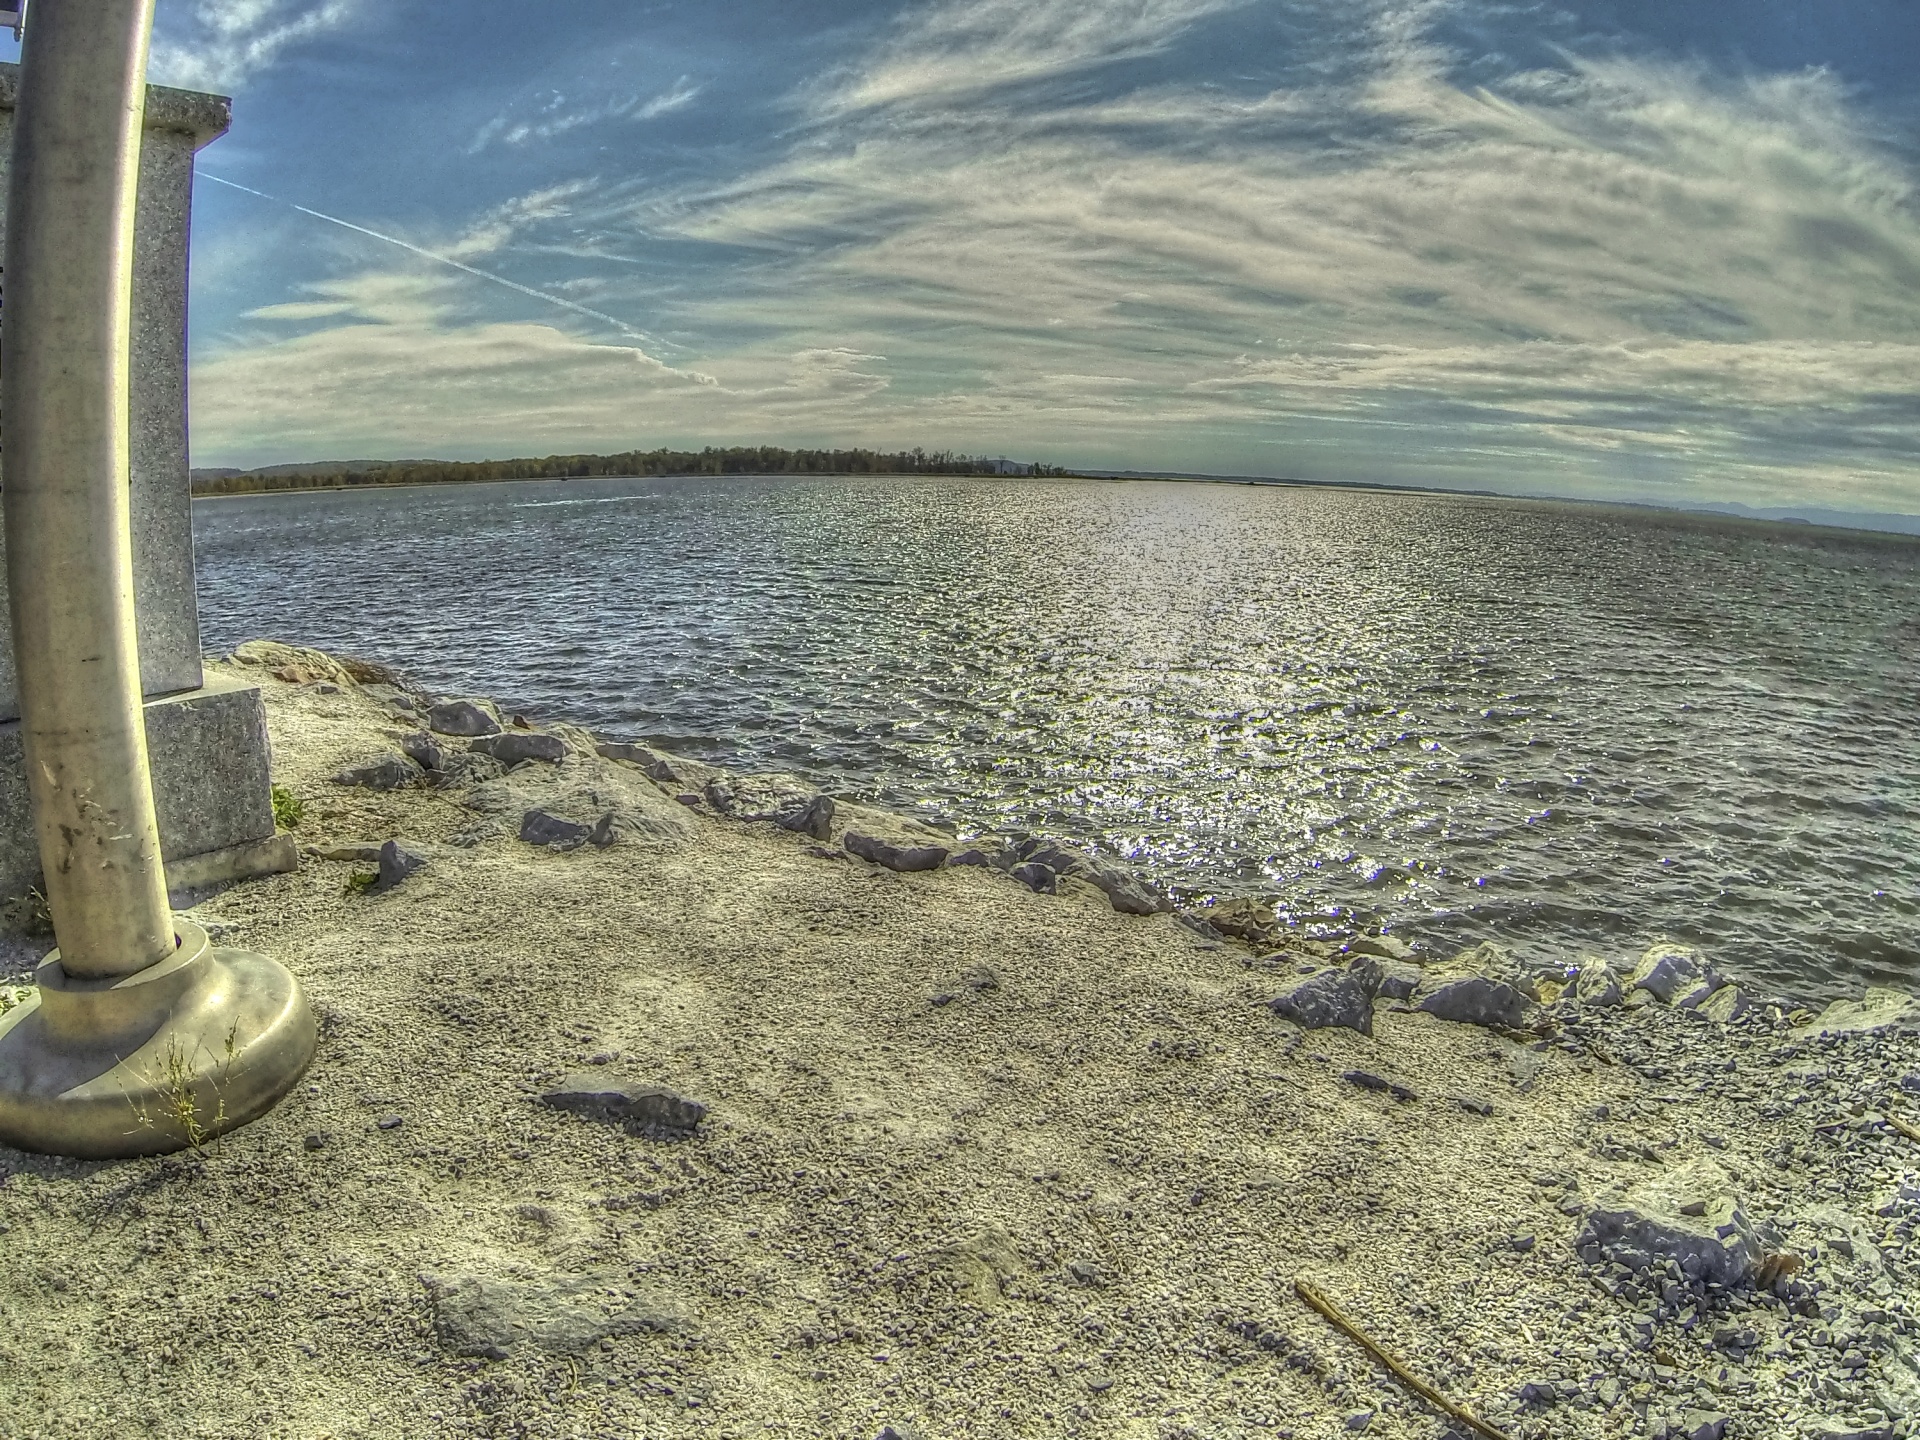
[[23, 1, 1920, 510]]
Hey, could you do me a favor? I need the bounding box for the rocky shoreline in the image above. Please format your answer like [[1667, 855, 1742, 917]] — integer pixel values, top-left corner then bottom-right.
[[0, 639, 1911, 1440]]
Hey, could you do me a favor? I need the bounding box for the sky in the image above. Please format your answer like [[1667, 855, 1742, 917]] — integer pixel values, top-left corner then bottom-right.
[[14, 0, 1920, 512]]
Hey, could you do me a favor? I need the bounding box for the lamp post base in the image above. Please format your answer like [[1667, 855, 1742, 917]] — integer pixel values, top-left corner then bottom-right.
[[0, 920, 314, 1158]]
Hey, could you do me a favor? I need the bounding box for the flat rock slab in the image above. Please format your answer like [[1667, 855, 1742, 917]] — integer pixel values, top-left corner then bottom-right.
[[541, 1074, 708, 1136], [472, 731, 568, 766], [1270, 968, 1374, 1037], [1577, 1157, 1757, 1288], [1415, 974, 1529, 1030], [423, 1272, 680, 1359], [330, 753, 423, 791], [845, 831, 948, 873], [427, 699, 501, 737], [1799, 987, 1917, 1037]]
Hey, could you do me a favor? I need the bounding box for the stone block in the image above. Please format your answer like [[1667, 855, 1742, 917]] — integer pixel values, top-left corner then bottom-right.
[[0, 65, 232, 721], [0, 675, 277, 901]]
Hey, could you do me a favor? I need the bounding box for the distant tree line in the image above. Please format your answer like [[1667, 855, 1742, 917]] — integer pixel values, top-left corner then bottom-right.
[[190, 446, 1076, 496]]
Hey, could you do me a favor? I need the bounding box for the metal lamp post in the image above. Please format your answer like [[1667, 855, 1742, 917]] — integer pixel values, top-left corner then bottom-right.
[[0, 0, 313, 1158]]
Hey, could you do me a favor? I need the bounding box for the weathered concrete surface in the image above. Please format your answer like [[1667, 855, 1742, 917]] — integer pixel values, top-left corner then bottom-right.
[[0, 64, 231, 720], [0, 675, 277, 899]]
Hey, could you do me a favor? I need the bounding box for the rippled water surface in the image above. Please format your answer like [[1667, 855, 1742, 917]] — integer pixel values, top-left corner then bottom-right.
[[193, 475, 1920, 1000]]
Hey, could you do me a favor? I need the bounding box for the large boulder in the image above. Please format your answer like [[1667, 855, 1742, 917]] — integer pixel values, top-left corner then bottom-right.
[[1576, 1158, 1758, 1288], [1628, 941, 1718, 1004], [1575, 960, 1623, 1008], [1270, 968, 1376, 1037], [427, 698, 502, 738], [1415, 974, 1530, 1030], [776, 793, 836, 840]]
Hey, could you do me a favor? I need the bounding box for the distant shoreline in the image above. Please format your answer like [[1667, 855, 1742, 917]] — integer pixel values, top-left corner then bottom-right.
[[191, 462, 1920, 543]]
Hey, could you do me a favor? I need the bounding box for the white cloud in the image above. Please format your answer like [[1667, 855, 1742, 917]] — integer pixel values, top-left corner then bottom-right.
[[826, 0, 1254, 113], [151, 0, 359, 93], [468, 76, 704, 153], [193, 0, 1920, 509]]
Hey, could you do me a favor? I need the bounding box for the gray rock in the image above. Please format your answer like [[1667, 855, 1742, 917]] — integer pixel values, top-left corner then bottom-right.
[[1510, 1234, 1536, 1252], [423, 1272, 679, 1359], [1454, 1094, 1494, 1116], [1806, 1423, 1896, 1440], [874, 1427, 925, 1440], [1082, 863, 1173, 916], [1799, 987, 1917, 1038], [1344, 1413, 1373, 1433], [1415, 974, 1530, 1030], [399, 731, 446, 773], [519, 809, 595, 851], [1372, 959, 1422, 1002], [1342, 1069, 1417, 1102], [1700, 985, 1751, 1024], [946, 847, 994, 867], [370, 839, 427, 894], [595, 740, 682, 782], [1576, 1158, 1758, 1288], [1270, 969, 1375, 1037], [427, 698, 501, 738], [1629, 941, 1718, 1004], [775, 794, 835, 841], [1576, 960, 1623, 1007], [845, 831, 948, 872], [330, 753, 423, 790], [471, 731, 568, 766], [1009, 861, 1057, 894], [1677, 1412, 1731, 1440], [540, 1074, 708, 1135]]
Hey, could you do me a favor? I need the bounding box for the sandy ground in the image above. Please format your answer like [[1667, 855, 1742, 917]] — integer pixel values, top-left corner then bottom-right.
[[0, 650, 1912, 1440]]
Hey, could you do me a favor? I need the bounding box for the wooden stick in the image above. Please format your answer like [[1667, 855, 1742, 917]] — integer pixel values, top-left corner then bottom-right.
[[1294, 1277, 1516, 1440], [1887, 1111, 1920, 1144]]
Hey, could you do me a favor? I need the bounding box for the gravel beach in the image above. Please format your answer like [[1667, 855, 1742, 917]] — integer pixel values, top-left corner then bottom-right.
[[0, 642, 1913, 1440]]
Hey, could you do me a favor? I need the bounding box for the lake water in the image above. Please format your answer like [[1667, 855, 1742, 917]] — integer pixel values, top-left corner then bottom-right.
[[192, 475, 1920, 1002]]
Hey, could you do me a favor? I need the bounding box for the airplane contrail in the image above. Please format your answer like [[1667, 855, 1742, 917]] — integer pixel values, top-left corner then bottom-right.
[[201, 172, 671, 350]]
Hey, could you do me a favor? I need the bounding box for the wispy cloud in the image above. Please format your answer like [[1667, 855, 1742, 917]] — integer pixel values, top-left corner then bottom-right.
[[825, 0, 1254, 113], [468, 75, 704, 153], [151, 0, 359, 93]]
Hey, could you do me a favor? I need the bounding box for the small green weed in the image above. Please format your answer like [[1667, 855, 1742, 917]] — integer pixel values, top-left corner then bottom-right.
[[344, 869, 378, 895], [270, 784, 304, 830]]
